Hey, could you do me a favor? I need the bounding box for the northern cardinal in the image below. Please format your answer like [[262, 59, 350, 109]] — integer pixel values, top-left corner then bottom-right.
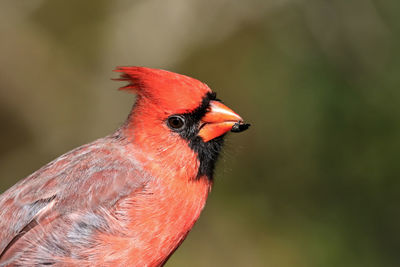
[[0, 67, 249, 266]]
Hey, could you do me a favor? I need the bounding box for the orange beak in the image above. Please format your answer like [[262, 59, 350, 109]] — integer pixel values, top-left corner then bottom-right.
[[198, 100, 250, 142]]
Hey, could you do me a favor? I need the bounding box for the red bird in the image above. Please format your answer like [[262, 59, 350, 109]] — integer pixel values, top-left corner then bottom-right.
[[0, 67, 249, 266]]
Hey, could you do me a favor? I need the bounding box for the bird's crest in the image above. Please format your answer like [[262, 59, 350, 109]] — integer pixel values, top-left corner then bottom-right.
[[113, 66, 154, 93], [113, 66, 211, 112]]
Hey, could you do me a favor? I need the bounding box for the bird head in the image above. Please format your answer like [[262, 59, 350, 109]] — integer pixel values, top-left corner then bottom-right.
[[114, 67, 249, 180]]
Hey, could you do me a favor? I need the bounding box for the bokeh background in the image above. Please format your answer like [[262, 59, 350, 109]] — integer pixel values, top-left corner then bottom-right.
[[1, 0, 399, 266]]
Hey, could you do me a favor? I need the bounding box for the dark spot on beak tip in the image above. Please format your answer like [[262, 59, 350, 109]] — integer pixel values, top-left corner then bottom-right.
[[231, 122, 251, 133]]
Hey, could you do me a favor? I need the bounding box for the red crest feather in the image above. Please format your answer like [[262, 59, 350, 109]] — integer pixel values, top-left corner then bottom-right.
[[113, 66, 212, 112]]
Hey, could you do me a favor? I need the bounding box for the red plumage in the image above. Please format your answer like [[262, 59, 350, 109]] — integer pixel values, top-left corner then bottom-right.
[[0, 67, 248, 266]]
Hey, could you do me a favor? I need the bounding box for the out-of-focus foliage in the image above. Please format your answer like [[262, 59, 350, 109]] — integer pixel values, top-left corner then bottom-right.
[[1, 0, 399, 266]]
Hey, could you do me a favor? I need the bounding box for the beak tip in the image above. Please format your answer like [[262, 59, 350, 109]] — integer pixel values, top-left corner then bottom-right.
[[231, 122, 251, 133]]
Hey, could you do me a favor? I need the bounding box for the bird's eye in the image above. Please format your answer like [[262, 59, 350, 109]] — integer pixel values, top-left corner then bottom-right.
[[167, 115, 185, 130]]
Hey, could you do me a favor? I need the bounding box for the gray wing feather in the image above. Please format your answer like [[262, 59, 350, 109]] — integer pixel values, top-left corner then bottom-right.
[[0, 136, 150, 265]]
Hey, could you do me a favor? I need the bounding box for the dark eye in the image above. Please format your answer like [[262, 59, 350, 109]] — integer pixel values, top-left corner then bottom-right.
[[167, 115, 185, 130]]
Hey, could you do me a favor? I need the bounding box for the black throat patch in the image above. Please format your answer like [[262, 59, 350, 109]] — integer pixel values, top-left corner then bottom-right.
[[168, 92, 225, 180]]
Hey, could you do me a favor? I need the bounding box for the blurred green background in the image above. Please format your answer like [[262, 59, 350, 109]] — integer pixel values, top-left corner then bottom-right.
[[1, 0, 399, 266]]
